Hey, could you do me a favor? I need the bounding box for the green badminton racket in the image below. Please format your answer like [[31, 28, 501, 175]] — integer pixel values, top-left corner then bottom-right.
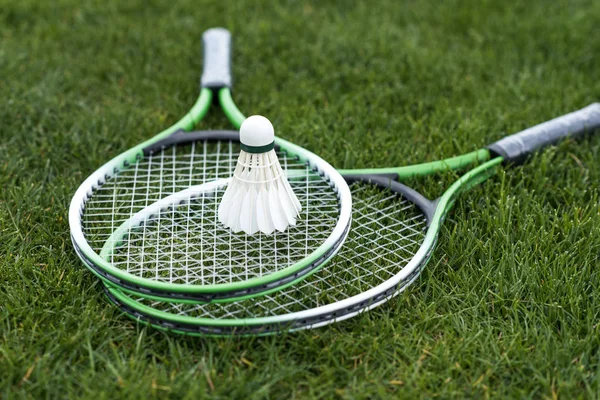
[[96, 103, 600, 335], [69, 28, 353, 303]]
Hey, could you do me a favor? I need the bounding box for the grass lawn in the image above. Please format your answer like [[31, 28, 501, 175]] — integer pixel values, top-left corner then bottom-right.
[[2, 0, 600, 398]]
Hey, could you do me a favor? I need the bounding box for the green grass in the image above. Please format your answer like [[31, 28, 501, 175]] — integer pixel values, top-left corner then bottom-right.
[[2, 0, 600, 397]]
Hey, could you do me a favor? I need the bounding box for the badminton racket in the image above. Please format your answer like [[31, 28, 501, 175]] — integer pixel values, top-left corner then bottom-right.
[[69, 28, 352, 302], [98, 103, 600, 335]]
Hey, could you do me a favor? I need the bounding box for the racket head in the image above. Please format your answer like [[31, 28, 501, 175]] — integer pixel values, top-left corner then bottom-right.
[[100, 180, 431, 335], [95, 145, 502, 336], [70, 128, 352, 302]]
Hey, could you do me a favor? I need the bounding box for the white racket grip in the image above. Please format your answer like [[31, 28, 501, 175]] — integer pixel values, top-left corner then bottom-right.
[[487, 103, 600, 163], [201, 28, 232, 89]]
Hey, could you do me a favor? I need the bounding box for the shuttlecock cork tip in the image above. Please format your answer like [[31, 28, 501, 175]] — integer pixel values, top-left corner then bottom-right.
[[240, 115, 275, 153]]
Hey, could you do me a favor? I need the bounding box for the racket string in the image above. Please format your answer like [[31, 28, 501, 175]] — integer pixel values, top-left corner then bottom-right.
[[137, 183, 428, 320], [81, 141, 342, 285]]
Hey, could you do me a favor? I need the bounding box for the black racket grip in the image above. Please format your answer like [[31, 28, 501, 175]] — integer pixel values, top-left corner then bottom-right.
[[201, 28, 232, 89], [488, 103, 600, 164]]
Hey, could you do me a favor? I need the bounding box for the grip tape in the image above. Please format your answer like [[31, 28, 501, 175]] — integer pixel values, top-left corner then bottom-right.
[[488, 103, 600, 163], [201, 28, 232, 89]]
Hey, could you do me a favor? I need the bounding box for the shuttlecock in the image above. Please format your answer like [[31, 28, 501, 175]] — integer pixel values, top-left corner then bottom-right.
[[218, 115, 302, 235]]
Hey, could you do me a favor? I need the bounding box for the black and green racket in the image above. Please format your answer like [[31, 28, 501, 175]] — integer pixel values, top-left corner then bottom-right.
[[97, 103, 600, 335], [69, 28, 353, 302]]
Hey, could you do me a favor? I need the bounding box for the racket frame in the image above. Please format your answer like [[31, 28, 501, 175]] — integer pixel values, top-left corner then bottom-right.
[[70, 86, 353, 302], [99, 155, 501, 335], [98, 103, 600, 335]]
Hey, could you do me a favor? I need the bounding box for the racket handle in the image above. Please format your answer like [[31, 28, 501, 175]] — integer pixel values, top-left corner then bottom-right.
[[201, 28, 232, 89], [488, 103, 600, 163]]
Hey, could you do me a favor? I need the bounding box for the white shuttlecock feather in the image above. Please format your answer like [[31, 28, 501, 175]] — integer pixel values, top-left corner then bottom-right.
[[218, 115, 302, 235]]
